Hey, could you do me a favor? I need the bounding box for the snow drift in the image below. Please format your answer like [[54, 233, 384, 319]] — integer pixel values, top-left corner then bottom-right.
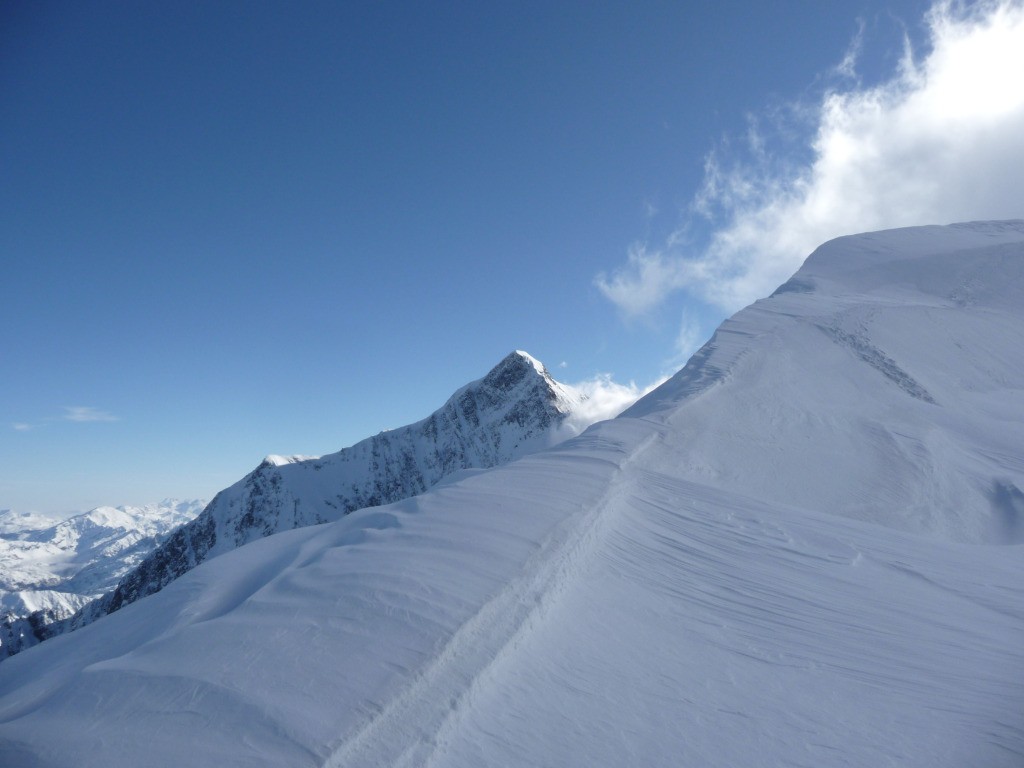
[[0, 222, 1021, 767]]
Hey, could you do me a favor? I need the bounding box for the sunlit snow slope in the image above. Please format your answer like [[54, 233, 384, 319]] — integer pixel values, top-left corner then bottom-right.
[[0, 222, 1022, 768], [623, 220, 1024, 543]]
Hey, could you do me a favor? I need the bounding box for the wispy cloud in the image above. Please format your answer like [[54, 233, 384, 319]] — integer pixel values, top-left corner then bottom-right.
[[63, 406, 119, 423], [12, 423, 33, 431], [664, 311, 704, 374], [834, 16, 867, 81], [598, 0, 1024, 315], [595, 242, 697, 316]]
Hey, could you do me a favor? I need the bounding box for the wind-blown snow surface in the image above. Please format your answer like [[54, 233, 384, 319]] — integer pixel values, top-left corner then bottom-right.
[[1, 222, 1023, 767], [0, 500, 204, 659]]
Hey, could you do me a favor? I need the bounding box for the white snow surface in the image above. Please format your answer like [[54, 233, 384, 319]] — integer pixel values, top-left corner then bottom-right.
[[1, 222, 1023, 767]]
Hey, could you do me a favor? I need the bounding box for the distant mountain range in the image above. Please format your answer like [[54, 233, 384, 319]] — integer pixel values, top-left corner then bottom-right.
[[0, 500, 205, 658], [4, 350, 601, 659]]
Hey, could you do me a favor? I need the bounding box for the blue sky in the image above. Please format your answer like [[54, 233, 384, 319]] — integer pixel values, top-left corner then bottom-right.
[[4, 0, 1023, 513]]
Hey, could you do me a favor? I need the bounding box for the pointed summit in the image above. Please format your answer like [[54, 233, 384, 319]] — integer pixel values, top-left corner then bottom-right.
[[484, 350, 548, 389], [461, 351, 585, 432]]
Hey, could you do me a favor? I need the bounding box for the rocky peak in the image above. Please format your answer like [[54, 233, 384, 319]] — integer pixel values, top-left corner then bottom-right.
[[32, 352, 595, 654]]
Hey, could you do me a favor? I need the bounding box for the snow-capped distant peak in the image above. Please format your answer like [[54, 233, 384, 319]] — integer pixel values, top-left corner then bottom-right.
[[1, 498, 205, 660]]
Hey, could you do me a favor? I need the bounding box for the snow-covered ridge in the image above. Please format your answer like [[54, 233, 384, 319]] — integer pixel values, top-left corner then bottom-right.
[[0, 223, 1022, 766], [0, 500, 205, 659], [55, 351, 591, 641], [625, 220, 1024, 543]]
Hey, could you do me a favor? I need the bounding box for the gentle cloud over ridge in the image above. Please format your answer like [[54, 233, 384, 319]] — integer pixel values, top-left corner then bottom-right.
[[598, 0, 1024, 314], [563, 374, 666, 434]]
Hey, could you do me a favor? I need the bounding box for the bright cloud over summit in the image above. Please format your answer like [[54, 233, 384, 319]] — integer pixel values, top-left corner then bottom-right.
[[597, 0, 1024, 315]]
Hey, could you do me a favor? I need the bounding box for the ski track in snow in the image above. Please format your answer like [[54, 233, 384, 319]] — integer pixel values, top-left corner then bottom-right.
[[322, 430, 664, 768], [420, 467, 1024, 768], [323, 415, 1024, 767]]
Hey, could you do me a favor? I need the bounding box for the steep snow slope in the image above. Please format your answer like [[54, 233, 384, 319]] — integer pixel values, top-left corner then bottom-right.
[[0, 500, 204, 659], [61, 351, 588, 636], [624, 220, 1024, 543], [0, 222, 1022, 767]]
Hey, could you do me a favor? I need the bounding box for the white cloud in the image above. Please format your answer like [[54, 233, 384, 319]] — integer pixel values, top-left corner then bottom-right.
[[598, 0, 1024, 315], [12, 423, 32, 431], [563, 373, 667, 434], [63, 406, 119, 423]]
